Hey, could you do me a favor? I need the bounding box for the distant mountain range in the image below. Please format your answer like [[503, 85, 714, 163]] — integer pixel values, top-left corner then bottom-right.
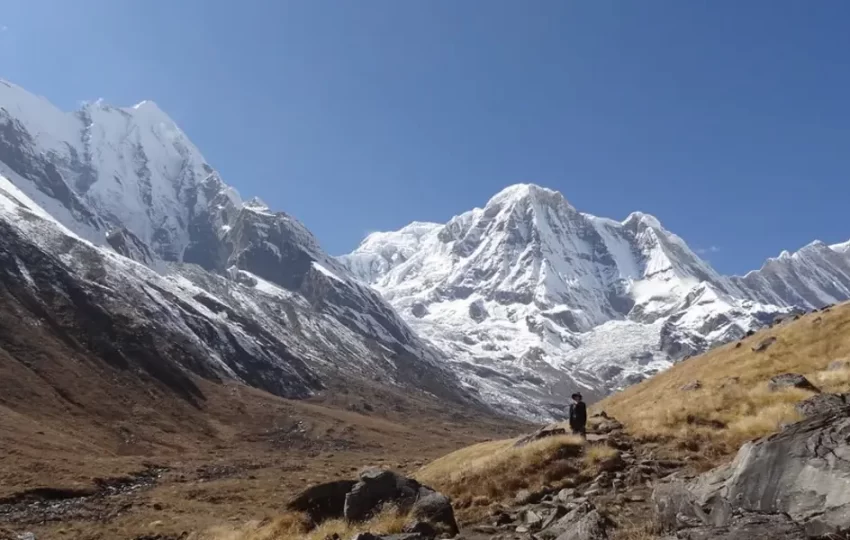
[[2, 78, 848, 421]]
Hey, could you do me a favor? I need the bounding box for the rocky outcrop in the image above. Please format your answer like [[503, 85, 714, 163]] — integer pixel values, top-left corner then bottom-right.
[[796, 393, 850, 418], [653, 401, 850, 538]]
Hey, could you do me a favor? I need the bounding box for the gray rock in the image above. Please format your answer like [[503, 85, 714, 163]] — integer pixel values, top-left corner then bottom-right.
[[767, 373, 819, 393], [752, 336, 777, 352], [654, 409, 850, 536], [828, 360, 850, 371], [795, 393, 850, 418], [345, 469, 411, 522], [680, 380, 702, 391], [553, 509, 611, 540], [673, 512, 807, 540], [410, 490, 459, 537], [525, 509, 544, 529], [540, 505, 568, 530], [556, 488, 575, 503]]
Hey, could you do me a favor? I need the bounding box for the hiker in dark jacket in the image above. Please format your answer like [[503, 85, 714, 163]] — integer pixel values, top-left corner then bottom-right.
[[569, 393, 587, 438]]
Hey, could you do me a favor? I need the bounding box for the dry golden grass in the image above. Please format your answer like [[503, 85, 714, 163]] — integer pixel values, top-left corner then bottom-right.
[[196, 506, 407, 540], [582, 443, 620, 471], [598, 302, 850, 462], [415, 433, 591, 521], [609, 518, 662, 540]]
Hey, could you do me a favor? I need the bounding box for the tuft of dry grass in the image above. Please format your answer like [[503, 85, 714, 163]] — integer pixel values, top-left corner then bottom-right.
[[598, 302, 850, 463], [609, 517, 662, 540], [415, 434, 586, 521], [582, 443, 620, 471], [196, 505, 407, 540]]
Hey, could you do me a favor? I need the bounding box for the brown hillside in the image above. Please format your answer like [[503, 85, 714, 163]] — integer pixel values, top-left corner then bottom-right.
[[597, 301, 850, 463], [0, 279, 528, 540]]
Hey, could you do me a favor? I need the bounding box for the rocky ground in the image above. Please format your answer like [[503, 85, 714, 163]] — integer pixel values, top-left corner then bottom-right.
[[280, 388, 850, 540]]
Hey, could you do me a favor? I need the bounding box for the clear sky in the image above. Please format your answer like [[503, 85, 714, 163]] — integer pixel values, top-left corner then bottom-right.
[[1, 1, 848, 274]]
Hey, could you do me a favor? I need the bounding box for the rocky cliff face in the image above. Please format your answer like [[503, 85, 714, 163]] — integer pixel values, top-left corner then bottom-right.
[[0, 79, 476, 412]]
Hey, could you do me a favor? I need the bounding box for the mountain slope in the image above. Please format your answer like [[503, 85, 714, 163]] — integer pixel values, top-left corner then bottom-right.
[[342, 184, 846, 419], [0, 79, 484, 423]]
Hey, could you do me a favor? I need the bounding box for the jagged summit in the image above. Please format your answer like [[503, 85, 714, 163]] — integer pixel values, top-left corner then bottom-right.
[[622, 211, 663, 230]]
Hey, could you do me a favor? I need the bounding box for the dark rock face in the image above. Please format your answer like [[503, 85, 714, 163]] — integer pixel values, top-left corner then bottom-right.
[[653, 405, 850, 537], [286, 480, 356, 523], [106, 227, 157, 267], [409, 491, 459, 537], [344, 468, 421, 523], [468, 299, 489, 323], [0, 110, 102, 231]]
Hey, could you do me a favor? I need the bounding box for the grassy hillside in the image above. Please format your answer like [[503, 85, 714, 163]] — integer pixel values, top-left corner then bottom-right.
[[597, 301, 850, 463]]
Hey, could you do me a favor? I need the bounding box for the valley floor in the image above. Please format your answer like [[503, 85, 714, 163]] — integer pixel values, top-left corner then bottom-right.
[[0, 377, 526, 540]]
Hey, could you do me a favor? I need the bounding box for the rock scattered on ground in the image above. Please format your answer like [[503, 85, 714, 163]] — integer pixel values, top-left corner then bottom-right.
[[767, 373, 820, 393], [752, 336, 777, 352]]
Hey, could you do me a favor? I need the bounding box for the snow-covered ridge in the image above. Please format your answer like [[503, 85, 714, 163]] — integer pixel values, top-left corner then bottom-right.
[[0, 78, 478, 416]]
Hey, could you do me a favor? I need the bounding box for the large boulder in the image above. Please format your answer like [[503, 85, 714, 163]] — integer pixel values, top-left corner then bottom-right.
[[409, 490, 459, 536], [286, 479, 357, 523], [344, 469, 421, 522], [288, 469, 457, 537], [653, 405, 850, 537]]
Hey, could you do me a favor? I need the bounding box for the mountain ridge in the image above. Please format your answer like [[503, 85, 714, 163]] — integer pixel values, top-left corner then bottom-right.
[[1, 78, 849, 421]]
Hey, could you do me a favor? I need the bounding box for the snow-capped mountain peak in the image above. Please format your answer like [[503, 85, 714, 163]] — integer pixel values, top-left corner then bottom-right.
[[340, 183, 821, 418]]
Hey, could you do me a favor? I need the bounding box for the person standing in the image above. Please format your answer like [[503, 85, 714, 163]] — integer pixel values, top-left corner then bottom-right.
[[569, 393, 587, 438]]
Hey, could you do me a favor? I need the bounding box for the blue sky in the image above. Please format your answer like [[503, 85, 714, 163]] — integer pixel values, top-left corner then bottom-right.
[[1, 1, 848, 274]]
